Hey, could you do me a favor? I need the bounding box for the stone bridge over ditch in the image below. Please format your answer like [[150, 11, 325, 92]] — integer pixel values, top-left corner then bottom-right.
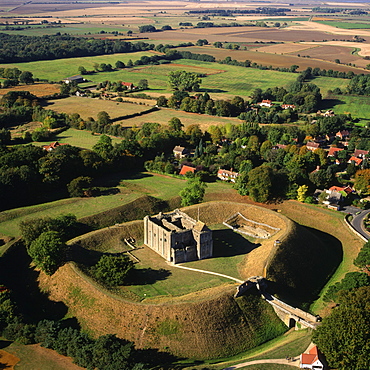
[[235, 277, 320, 330]]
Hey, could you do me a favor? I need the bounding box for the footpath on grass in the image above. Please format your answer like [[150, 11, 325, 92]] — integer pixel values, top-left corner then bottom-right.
[[168, 262, 243, 283]]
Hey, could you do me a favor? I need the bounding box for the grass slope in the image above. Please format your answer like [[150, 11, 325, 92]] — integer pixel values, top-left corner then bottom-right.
[[276, 200, 363, 314]]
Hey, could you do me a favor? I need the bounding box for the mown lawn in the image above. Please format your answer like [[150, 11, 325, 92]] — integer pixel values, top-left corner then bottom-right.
[[33, 128, 122, 149]]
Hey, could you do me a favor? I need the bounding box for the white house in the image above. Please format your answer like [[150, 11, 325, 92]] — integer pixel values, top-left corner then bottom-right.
[[300, 345, 324, 369]]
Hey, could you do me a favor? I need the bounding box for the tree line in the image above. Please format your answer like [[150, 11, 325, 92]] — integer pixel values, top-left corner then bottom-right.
[[0, 33, 155, 63]]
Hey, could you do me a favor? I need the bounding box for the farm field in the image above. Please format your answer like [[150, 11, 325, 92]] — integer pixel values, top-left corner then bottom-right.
[[289, 45, 364, 66], [175, 46, 369, 74], [0, 82, 60, 97], [0, 51, 156, 81], [314, 20, 370, 29], [0, 23, 130, 37], [312, 76, 349, 97], [324, 94, 370, 121], [45, 97, 152, 123], [102, 107, 244, 131]]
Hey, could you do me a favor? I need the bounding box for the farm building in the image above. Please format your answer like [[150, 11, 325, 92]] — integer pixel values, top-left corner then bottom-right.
[[299, 345, 324, 369], [64, 75, 85, 84], [122, 82, 135, 90], [258, 99, 273, 107], [42, 141, 68, 151], [144, 209, 213, 264]]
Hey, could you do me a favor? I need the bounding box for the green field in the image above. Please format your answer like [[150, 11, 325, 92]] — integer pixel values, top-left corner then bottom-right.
[[0, 173, 233, 238], [34, 128, 123, 149], [46, 97, 153, 123], [1, 54, 351, 103], [325, 94, 370, 121], [0, 51, 155, 81], [313, 76, 349, 97], [314, 20, 370, 29], [0, 23, 130, 36]]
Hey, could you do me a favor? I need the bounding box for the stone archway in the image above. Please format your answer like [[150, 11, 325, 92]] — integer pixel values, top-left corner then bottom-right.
[[288, 317, 296, 328]]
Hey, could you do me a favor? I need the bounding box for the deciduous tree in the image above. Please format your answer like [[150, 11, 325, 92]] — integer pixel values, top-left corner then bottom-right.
[[179, 178, 207, 206], [28, 231, 66, 275]]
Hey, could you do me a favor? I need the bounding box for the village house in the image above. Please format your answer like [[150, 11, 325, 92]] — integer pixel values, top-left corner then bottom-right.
[[353, 149, 369, 158], [217, 168, 239, 183], [306, 141, 321, 151], [258, 99, 273, 107], [336, 130, 350, 140], [329, 185, 354, 196], [42, 141, 68, 152], [348, 156, 363, 166], [173, 145, 189, 159], [64, 75, 85, 84], [327, 147, 343, 157], [272, 144, 287, 150], [144, 209, 213, 264], [300, 345, 324, 369], [314, 188, 342, 211], [122, 82, 135, 90], [281, 104, 296, 110], [317, 110, 335, 117], [179, 164, 196, 176]]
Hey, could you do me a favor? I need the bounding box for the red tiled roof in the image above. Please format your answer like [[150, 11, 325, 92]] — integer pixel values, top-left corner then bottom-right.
[[179, 165, 196, 175], [300, 346, 320, 366], [301, 353, 318, 365], [353, 149, 369, 158], [328, 147, 343, 156], [349, 156, 363, 165], [42, 141, 68, 151]]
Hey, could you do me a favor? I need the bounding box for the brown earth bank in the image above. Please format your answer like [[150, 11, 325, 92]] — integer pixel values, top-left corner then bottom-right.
[[38, 201, 334, 359], [0, 349, 19, 369], [38, 264, 286, 360]]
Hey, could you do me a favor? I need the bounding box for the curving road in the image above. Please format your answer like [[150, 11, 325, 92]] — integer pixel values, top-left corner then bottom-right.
[[350, 209, 370, 241]]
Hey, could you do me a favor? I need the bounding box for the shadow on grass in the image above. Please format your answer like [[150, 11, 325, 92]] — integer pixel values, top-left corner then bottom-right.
[[212, 228, 260, 258], [198, 88, 227, 93], [267, 225, 343, 309], [133, 348, 196, 369], [320, 98, 346, 110], [0, 243, 68, 323], [94, 171, 152, 187], [126, 267, 171, 286], [0, 340, 12, 350], [68, 244, 104, 267]]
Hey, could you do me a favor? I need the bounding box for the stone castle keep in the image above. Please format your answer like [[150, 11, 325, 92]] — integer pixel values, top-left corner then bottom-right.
[[144, 209, 213, 264]]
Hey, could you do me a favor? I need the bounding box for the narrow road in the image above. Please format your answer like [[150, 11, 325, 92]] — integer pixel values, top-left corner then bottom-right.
[[351, 209, 370, 241]]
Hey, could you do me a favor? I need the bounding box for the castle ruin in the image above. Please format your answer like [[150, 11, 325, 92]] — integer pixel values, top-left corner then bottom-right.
[[143, 209, 213, 264]]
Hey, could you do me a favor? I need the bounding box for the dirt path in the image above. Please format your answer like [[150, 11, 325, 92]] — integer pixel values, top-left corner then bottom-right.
[[223, 357, 300, 369]]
